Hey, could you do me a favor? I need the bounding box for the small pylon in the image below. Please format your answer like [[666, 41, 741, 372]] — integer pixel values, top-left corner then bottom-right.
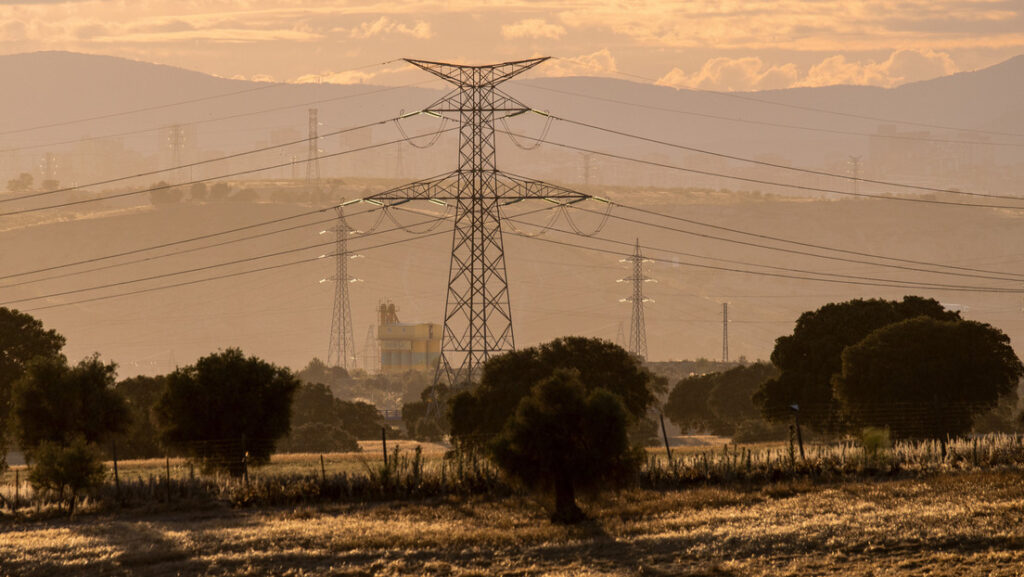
[[619, 238, 654, 360]]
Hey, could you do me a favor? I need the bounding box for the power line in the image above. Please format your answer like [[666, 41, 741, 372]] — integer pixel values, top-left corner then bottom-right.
[[547, 114, 1024, 201], [0, 115, 403, 205], [505, 130, 1024, 210], [504, 228, 1024, 295], [0, 126, 459, 217], [511, 82, 1024, 148], [18, 221, 452, 312], [599, 202, 1024, 281]]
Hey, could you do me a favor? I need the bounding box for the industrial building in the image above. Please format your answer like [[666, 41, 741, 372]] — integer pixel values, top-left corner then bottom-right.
[[376, 301, 441, 373]]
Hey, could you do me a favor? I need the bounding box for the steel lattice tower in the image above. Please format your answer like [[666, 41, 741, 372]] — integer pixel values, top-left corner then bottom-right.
[[620, 238, 653, 360], [327, 206, 357, 369], [306, 108, 320, 192], [362, 58, 588, 386]]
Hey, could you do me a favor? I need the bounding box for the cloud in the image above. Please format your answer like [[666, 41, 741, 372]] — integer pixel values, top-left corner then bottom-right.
[[293, 62, 414, 85], [657, 57, 799, 91], [349, 16, 432, 40], [798, 49, 959, 87], [657, 49, 959, 91], [540, 49, 617, 77], [501, 18, 565, 40]]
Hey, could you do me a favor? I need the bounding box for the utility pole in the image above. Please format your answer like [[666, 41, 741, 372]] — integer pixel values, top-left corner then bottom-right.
[[722, 302, 729, 363], [307, 108, 321, 200], [619, 238, 654, 360], [324, 206, 359, 369], [356, 58, 589, 387], [848, 155, 862, 195]]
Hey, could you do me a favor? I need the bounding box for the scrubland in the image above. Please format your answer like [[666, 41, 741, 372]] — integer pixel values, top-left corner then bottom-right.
[[2, 469, 1023, 576]]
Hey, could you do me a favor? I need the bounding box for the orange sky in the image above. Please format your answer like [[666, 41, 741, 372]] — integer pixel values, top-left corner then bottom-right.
[[2, 1, 1023, 89]]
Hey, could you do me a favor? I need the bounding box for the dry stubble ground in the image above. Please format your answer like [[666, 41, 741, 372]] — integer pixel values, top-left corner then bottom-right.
[[2, 470, 1024, 576]]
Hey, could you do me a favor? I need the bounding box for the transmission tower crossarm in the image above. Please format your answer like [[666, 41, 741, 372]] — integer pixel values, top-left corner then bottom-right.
[[498, 174, 591, 202], [360, 172, 460, 204], [403, 57, 550, 86]]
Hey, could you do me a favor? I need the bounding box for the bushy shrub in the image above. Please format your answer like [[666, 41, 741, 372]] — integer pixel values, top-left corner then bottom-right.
[[28, 437, 106, 513]]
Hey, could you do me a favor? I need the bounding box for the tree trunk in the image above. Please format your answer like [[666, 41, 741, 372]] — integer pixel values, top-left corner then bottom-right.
[[552, 475, 584, 524]]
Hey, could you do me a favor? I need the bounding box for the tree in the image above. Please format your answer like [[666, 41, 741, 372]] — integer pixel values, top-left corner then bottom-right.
[[12, 354, 126, 458], [664, 372, 723, 433], [402, 384, 449, 441], [834, 317, 1023, 440], [189, 182, 208, 202], [665, 363, 779, 437], [149, 181, 184, 205], [28, 437, 106, 514], [754, 296, 959, 434], [450, 336, 656, 447], [112, 375, 167, 459], [490, 368, 642, 523], [278, 382, 361, 452], [155, 348, 299, 476], [0, 307, 65, 468], [6, 172, 33, 192], [208, 181, 232, 201]]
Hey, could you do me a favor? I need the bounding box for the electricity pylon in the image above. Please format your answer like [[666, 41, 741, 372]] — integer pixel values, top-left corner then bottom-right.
[[325, 206, 359, 369], [360, 58, 589, 387], [306, 108, 321, 196], [619, 238, 654, 360]]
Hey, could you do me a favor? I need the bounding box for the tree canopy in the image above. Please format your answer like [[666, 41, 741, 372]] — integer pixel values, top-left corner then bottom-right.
[[665, 362, 780, 439], [450, 336, 656, 447], [0, 307, 66, 466], [834, 317, 1023, 440], [754, 296, 959, 434], [12, 354, 127, 459], [155, 348, 299, 475], [489, 368, 642, 523]]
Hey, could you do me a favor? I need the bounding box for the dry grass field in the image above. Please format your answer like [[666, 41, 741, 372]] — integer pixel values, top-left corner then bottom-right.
[[3, 469, 1023, 576]]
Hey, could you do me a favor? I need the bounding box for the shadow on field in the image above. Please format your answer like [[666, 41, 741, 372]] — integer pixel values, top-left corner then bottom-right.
[[72, 519, 208, 575]]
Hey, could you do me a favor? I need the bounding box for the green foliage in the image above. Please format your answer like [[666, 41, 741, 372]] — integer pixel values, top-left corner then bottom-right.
[[13, 354, 127, 458], [402, 384, 449, 441], [489, 368, 643, 522], [450, 337, 655, 448], [279, 382, 377, 450], [6, 172, 33, 192], [112, 375, 167, 459], [860, 427, 892, 467], [155, 348, 299, 476], [27, 437, 106, 514], [835, 317, 1023, 440], [665, 362, 778, 437], [149, 181, 184, 204], [0, 307, 65, 469], [755, 296, 959, 434]]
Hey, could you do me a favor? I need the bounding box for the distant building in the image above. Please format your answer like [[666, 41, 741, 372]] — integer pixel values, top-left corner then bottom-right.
[[376, 301, 441, 373]]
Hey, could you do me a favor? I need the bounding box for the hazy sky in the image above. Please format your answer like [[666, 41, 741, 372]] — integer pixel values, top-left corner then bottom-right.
[[1, 1, 1022, 90]]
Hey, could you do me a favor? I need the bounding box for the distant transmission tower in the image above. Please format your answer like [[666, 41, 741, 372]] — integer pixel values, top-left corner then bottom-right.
[[722, 302, 729, 363], [325, 206, 359, 369], [306, 108, 321, 197], [615, 321, 626, 349], [359, 58, 588, 387], [619, 238, 654, 359], [848, 155, 862, 195], [166, 124, 186, 182]]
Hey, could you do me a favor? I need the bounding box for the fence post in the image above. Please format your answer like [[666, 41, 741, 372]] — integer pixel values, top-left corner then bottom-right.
[[241, 435, 249, 484], [14, 469, 19, 512], [320, 454, 326, 483], [165, 456, 172, 502], [112, 440, 121, 500], [381, 427, 389, 468], [659, 412, 673, 464]]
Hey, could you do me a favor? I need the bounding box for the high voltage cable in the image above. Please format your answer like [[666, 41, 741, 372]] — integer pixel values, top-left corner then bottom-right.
[[548, 114, 1024, 201], [1, 79, 439, 155], [0, 127, 459, 217], [0, 59, 403, 138], [5, 213, 451, 308], [503, 129, 1024, 210], [510, 82, 1023, 148], [561, 204, 1024, 283], [506, 216, 1020, 292], [24, 226, 451, 313], [601, 202, 1024, 281], [505, 230, 1023, 295], [1, 115, 411, 205]]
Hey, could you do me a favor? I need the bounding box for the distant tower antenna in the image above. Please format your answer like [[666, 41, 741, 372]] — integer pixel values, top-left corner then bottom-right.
[[848, 155, 862, 196], [324, 206, 359, 369], [722, 302, 729, 363], [307, 108, 321, 196], [619, 238, 654, 359]]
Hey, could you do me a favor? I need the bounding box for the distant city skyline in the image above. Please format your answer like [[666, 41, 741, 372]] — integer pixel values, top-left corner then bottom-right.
[[1, 1, 1022, 90]]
